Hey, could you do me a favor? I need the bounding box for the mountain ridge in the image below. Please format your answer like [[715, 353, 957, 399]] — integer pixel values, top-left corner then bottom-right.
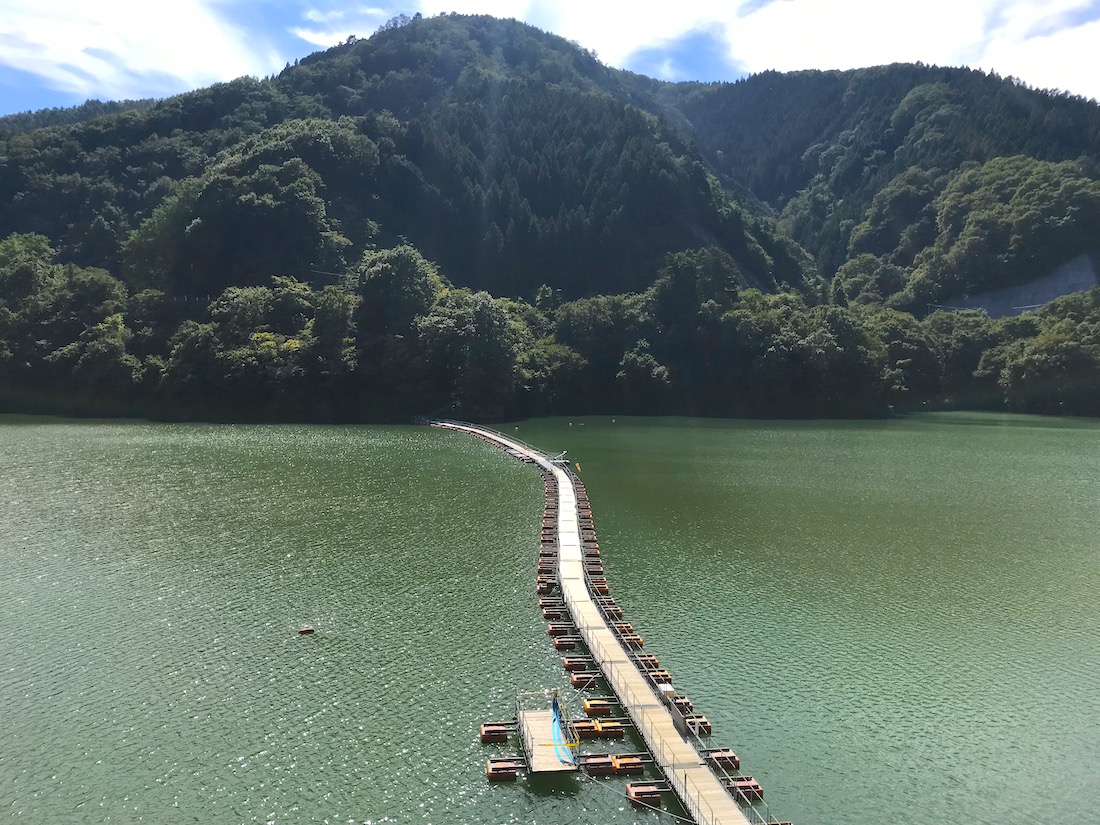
[[1, 13, 1098, 420]]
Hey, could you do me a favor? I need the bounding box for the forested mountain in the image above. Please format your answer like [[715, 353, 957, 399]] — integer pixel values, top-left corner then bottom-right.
[[1, 13, 1098, 421], [0, 98, 158, 134], [0, 15, 813, 300], [675, 66, 1100, 308]]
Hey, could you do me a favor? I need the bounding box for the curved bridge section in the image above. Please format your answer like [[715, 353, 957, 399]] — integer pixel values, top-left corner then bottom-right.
[[431, 420, 765, 825]]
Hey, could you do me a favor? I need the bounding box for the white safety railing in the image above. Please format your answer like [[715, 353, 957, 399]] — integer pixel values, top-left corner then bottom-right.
[[426, 418, 555, 463]]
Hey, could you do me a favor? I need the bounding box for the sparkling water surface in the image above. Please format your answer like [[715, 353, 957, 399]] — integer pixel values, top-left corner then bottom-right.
[[1, 413, 1097, 825]]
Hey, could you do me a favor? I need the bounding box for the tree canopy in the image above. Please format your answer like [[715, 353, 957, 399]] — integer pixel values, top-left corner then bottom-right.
[[1, 14, 1098, 420]]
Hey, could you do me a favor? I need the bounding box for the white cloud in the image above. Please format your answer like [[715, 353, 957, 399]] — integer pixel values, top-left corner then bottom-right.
[[0, 0, 285, 101], [723, 0, 999, 70], [534, 1, 728, 66], [291, 26, 354, 47], [414, 0, 733, 66], [416, 0, 1100, 100], [718, 0, 1100, 100], [655, 58, 679, 81], [2, 0, 1097, 107], [293, 4, 391, 46], [304, 6, 387, 24], [978, 2, 1100, 98]]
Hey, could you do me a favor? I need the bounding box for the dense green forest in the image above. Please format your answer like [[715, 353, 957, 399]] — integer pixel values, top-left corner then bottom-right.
[[1, 13, 1098, 420]]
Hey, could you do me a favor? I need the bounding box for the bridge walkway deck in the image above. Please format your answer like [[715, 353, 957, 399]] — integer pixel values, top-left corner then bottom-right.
[[434, 421, 753, 825]]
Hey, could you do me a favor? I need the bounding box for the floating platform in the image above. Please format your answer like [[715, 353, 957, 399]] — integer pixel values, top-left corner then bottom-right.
[[479, 721, 515, 743], [572, 719, 601, 739], [594, 719, 626, 738], [551, 635, 581, 650], [569, 670, 601, 688], [703, 747, 741, 772], [487, 758, 524, 781], [683, 713, 713, 735], [626, 782, 667, 806], [595, 597, 621, 617], [581, 753, 616, 776], [723, 775, 764, 802], [516, 691, 579, 774], [583, 697, 614, 717], [572, 718, 627, 739], [671, 695, 694, 714], [581, 752, 651, 776]]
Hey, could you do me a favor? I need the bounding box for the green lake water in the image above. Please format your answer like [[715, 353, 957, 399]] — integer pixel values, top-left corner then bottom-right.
[[1, 413, 1097, 824]]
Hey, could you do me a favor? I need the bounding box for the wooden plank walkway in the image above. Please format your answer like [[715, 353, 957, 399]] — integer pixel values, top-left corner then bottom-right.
[[435, 421, 753, 825], [518, 709, 579, 773]]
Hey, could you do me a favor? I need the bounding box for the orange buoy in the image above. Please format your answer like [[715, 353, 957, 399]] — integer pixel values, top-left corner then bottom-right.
[[612, 755, 645, 775], [594, 719, 626, 738], [583, 697, 614, 717], [581, 753, 615, 776], [573, 719, 600, 739]]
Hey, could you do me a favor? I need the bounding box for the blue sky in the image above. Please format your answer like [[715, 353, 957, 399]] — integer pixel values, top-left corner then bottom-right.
[[2, 0, 1099, 117]]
